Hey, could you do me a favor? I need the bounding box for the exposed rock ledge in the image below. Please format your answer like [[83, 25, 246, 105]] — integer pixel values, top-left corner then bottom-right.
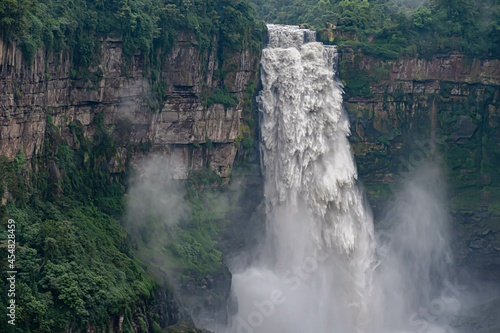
[[0, 34, 259, 179]]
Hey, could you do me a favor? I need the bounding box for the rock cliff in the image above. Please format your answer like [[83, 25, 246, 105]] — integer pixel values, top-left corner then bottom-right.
[[0, 30, 262, 332], [0, 33, 259, 179], [341, 50, 500, 280]]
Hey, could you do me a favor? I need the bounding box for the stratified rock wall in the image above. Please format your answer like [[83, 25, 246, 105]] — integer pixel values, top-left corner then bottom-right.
[[342, 51, 500, 186], [342, 50, 500, 279], [0, 33, 259, 179]]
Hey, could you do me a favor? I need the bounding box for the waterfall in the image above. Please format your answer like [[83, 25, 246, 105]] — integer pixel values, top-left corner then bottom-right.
[[225, 25, 459, 333], [228, 24, 377, 333], [259, 25, 372, 256]]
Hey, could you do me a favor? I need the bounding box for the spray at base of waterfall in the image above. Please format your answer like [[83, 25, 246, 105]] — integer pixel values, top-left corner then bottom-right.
[[217, 25, 463, 333]]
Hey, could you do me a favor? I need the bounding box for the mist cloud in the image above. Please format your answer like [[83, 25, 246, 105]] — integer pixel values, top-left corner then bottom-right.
[[123, 154, 189, 280]]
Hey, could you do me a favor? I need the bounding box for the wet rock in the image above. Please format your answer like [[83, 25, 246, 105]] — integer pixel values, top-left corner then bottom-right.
[[482, 229, 492, 236], [453, 298, 500, 333], [469, 238, 487, 249], [451, 115, 478, 142], [0, 36, 259, 179]]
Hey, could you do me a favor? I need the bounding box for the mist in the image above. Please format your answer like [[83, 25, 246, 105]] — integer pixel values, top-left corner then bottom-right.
[[223, 25, 463, 333], [371, 161, 460, 332], [124, 154, 189, 282], [227, 161, 462, 333]]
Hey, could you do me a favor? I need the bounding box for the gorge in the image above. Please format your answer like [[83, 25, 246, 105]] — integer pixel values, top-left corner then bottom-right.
[[225, 24, 467, 333], [0, 1, 500, 332]]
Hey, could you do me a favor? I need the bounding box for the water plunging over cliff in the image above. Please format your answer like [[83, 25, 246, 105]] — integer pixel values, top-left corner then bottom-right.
[[227, 24, 376, 333], [226, 25, 458, 333]]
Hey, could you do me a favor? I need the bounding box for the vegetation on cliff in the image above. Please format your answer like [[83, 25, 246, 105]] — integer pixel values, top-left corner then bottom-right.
[[248, 0, 500, 58], [0, 112, 240, 332], [0, 115, 157, 332], [0, 1, 265, 331], [0, 0, 266, 65]]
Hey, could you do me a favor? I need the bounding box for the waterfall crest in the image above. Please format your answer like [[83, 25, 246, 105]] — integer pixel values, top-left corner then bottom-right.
[[229, 25, 377, 333], [260, 25, 373, 255], [225, 25, 458, 333]]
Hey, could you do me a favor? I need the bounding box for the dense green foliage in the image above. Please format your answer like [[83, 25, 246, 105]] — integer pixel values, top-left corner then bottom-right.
[[0, 0, 265, 66], [0, 107, 242, 331], [174, 186, 228, 278], [248, 0, 500, 58], [207, 88, 238, 108], [126, 168, 231, 283], [0, 116, 158, 332]]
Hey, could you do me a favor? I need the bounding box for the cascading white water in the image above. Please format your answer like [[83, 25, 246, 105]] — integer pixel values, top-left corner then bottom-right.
[[226, 25, 459, 333], [228, 24, 377, 333]]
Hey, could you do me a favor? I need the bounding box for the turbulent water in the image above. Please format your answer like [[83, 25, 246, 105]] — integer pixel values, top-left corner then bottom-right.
[[225, 25, 459, 333]]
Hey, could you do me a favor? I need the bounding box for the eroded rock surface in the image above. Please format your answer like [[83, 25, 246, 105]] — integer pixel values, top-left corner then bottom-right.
[[0, 34, 259, 178], [341, 50, 500, 281]]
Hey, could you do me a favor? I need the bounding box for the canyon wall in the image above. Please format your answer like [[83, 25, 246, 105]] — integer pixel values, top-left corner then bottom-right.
[[0, 31, 261, 332], [341, 50, 500, 279], [0, 33, 259, 180], [3, 30, 500, 328]]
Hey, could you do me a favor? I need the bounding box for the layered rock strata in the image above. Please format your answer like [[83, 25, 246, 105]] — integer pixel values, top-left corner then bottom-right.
[[0, 34, 259, 179]]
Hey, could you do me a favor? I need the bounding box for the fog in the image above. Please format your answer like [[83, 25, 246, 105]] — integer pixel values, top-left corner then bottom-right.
[[124, 154, 189, 283], [371, 161, 460, 332], [224, 25, 463, 333]]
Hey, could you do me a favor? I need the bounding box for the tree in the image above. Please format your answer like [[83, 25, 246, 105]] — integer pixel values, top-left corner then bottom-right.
[[0, 0, 35, 36], [413, 6, 432, 30]]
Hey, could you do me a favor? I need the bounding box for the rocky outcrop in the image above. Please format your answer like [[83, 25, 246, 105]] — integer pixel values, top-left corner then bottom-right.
[[0, 33, 259, 179], [386, 52, 500, 85], [341, 50, 500, 280], [0, 31, 262, 333], [341, 50, 500, 188]]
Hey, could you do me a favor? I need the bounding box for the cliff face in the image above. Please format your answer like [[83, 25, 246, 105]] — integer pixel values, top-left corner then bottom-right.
[[0, 32, 261, 332], [342, 51, 500, 279], [383, 53, 499, 85], [343, 52, 500, 181], [0, 33, 259, 179]]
